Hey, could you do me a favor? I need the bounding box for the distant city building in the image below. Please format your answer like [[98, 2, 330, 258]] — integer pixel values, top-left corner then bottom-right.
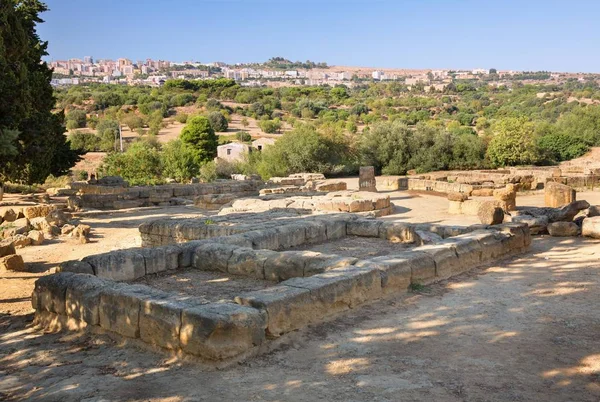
[[372, 70, 383, 80]]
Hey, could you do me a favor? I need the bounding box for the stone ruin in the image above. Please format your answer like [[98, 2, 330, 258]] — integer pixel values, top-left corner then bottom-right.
[[32, 208, 532, 362]]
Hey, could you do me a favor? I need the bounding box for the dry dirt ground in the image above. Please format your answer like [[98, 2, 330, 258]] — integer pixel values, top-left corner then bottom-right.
[[1, 188, 600, 401]]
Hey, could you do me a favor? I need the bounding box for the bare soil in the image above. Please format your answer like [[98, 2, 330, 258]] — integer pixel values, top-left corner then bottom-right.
[[131, 269, 273, 303], [1, 188, 600, 401], [291, 236, 414, 259]]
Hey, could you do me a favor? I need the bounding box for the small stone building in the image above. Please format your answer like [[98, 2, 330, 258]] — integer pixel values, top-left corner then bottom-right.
[[252, 137, 276, 151], [217, 142, 251, 162]]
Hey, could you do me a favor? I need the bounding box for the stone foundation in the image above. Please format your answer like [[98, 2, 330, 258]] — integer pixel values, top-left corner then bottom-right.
[[36, 214, 530, 362]]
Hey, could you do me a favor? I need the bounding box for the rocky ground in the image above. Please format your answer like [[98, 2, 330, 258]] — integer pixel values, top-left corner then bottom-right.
[[1, 189, 600, 401]]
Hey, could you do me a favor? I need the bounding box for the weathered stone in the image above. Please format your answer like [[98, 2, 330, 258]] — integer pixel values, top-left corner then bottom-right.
[[274, 224, 307, 249], [519, 200, 590, 223], [0, 239, 16, 257], [65, 274, 111, 325], [193, 243, 239, 272], [301, 252, 358, 276], [45, 209, 69, 227], [180, 302, 267, 360], [511, 215, 549, 235], [0, 254, 26, 272], [347, 219, 382, 238], [98, 284, 157, 338], [477, 201, 504, 225], [493, 184, 517, 211], [140, 297, 186, 350], [227, 248, 276, 279], [32, 272, 76, 314], [545, 182, 576, 208], [315, 182, 347, 192], [264, 251, 306, 281], [83, 250, 146, 281], [321, 217, 347, 241], [413, 244, 459, 280], [447, 191, 469, 202], [235, 286, 312, 337], [282, 265, 382, 314], [23, 205, 55, 219], [27, 230, 44, 246], [0, 208, 18, 223], [547, 221, 580, 237], [57, 260, 95, 275], [582, 217, 600, 239], [415, 230, 444, 245], [379, 222, 417, 243], [587, 205, 600, 218], [11, 234, 32, 248], [9, 218, 30, 236], [359, 166, 377, 192]]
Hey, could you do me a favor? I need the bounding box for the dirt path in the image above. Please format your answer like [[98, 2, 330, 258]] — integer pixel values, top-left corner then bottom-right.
[[1, 236, 599, 401]]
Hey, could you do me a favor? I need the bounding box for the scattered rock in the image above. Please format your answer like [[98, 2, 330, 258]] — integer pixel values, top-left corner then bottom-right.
[[582, 217, 600, 239], [45, 209, 70, 227], [547, 221, 580, 237], [0, 254, 26, 272], [70, 224, 91, 244], [415, 230, 444, 245], [0, 208, 18, 223], [23, 204, 55, 219], [447, 191, 469, 202], [0, 239, 16, 258], [511, 215, 549, 235], [493, 184, 517, 211], [61, 224, 75, 235], [587, 205, 600, 218], [477, 202, 505, 225], [519, 200, 591, 223], [27, 230, 44, 246], [11, 234, 32, 248]]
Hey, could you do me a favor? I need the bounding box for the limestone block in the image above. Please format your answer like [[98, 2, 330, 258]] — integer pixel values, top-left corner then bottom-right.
[[470, 231, 506, 262], [10, 234, 32, 248], [227, 248, 276, 279], [264, 251, 306, 281], [178, 240, 206, 268], [274, 224, 307, 249], [447, 191, 469, 202], [140, 297, 186, 350], [245, 228, 280, 250], [347, 219, 382, 238], [180, 302, 267, 360], [98, 284, 159, 338], [282, 265, 382, 316], [57, 260, 95, 275], [359, 166, 377, 192], [23, 205, 55, 219], [511, 215, 549, 235], [32, 272, 76, 314], [413, 244, 459, 280], [442, 237, 483, 274], [65, 274, 112, 325], [193, 243, 239, 272], [302, 252, 358, 276], [582, 217, 600, 239], [0, 254, 26, 272], [321, 217, 347, 240], [548, 221, 580, 237], [356, 255, 412, 293], [83, 249, 146, 281], [27, 230, 44, 246], [0, 207, 18, 222], [415, 230, 444, 245], [235, 286, 312, 337], [379, 222, 417, 243], [477, 201, 505, 225], [545, 182, 576, 208], [303, 220, 328, 244], [0, 239, 16, 257]]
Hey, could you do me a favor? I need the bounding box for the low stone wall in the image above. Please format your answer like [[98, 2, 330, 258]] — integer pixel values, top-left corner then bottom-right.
[[407, 179, 474, 194], [547, 176, 600, 191], [34, 217, 530, 361], [68, 180, 263, 210]]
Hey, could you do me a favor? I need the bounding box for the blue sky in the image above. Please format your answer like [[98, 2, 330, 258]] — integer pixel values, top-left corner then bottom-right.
[[39, 0, 600, 72]]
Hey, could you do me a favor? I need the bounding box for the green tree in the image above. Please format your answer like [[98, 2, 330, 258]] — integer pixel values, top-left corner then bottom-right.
[[65, 109, 87, 129], [161, 139, 199, 182], [180, 116, 218, 164], [259, 118, 282, 134], [121, 114, 144, 131], [486, 117, 540, 166], [207, 111, 228, 132], [68, 131, 101, 152], [0, 0, 79, 184], [96, 118, 120, 152]]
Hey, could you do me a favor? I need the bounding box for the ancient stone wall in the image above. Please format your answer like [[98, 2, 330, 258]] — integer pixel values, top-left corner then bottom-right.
[[34, 218, 531, 361], [68, 180, 262, 210]]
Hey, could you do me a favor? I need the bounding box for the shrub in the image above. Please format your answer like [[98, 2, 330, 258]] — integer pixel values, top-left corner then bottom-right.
[[207, 111, 228, 132], [259, 118, 281, 134], [486, 117, 540, 167], [65, 109, 87, 129], [99, 140, 163, 186], [198, 161, 217, 182], [175, 113, 188, 124], [161, 139, 199, 182], [96, 119, 120, 152], [68, 131, 101, 152]]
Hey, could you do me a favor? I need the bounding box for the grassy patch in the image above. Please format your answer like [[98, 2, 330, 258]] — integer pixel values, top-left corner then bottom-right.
[[409, 282, 430, 293]]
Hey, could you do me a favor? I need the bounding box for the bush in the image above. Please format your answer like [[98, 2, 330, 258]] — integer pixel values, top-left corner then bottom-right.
[[161, 139, 199, 182], [259, 118, 281, 134], [65, 109, 87, 129], [68, 131, 101, 152], [236, 131, 252, 142], [180, 116, 218, 164], [207, 111, 228, 132], [74, 170, 89, 181], [100, 140, 163, 186], [121, 114, 144, 131], [175, 113, 188, 124], [96, 119, 120, 152], [486, 117, 540, 167], [198, 161, 217, 182], [537, 131, 589, 162]]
